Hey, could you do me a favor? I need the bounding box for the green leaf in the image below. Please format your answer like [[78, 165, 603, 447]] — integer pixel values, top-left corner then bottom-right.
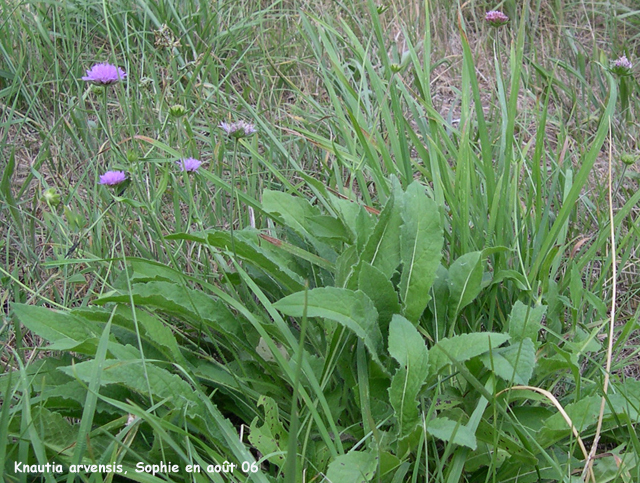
[[96, 281, 243, 340], [130, 309, 188, 367], [388, 315, 429, 438], [541, 392, 640, 437], [481, 338, 536, 385], [354, 206, 376, 252], [262, 190, 321, 239], [583, 290, 608, 318], [259, 232, 336, 272], [41, 379, 127, 415], [325, 450, 378, 483], [507, 301, 546, 348], [448, 251, 484, 320], [358, 262, 401, 330], [307, 215, 351, 241], [336, 244, 360, 288], [209, 229, 308, 287], [358, 181, 404, 279], [428, 332, 510, 377], [7, 406, 77, 453], [426, 416, 477, 450], [328, 194, 374, 245], [127, 257, 180, 282], [491, 269, 531, 291], [475, 420, 538, 465], [426, 264, 449, 341], [12, 304, 99, 353], [388, 314, 429, 370], [274, 287, 383, 367], [249, 396, 288, 468], [262, 190, 338, 263], [58, 358, 205, 416], [167, 229, 305, 293], [398, 182, 443, 322], [67, 273, 86, 284], [536, 353, 577, 380], [75, 306, 189, 368]]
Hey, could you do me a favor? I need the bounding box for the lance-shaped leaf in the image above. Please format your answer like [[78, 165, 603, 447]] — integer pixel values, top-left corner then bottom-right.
[[388, 315, 429, 438], [448, 251, 484, 320], [428, 332, 510, 377], [12, 304, 99, 354], [426, 416, 477, 450], [358, 179, 405, 279], [481, 338, 536, 385], [507, 301, 546, 349], [262, 189, 321, 239], [358, 262, 401, 332], [58, 358, 203, 413], [274, 287, 383, 367], [262, 190, 337, 261], [96, 281, 242, 339], [399, 182, 443, 323], [328, 193, 375, 247], [74, 306, 189, 368], [167, 229, 306, 292]]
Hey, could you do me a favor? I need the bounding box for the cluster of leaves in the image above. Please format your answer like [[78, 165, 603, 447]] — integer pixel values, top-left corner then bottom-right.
[[5, 177, 640, 482]]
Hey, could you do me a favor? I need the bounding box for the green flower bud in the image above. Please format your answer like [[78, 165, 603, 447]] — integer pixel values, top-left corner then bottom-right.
[[621, 153, 637, 166], [89, 84, 105, 94], [127, 150, 139, 163], [42, 188, 61, 207], [169, 104, 187, 118]]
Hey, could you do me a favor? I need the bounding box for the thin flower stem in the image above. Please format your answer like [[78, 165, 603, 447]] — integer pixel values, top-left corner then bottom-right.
[[612, 163, 627, 201], [183, 171, 203, 231], [582, 116, 617, 483], [230, 140, 238, 256], [102, 87, 112, 143]]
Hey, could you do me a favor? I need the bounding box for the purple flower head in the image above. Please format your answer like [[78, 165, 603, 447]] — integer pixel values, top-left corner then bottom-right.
[[485, 10, 509, 27], [614, 55, 632, 69], [82, 63, 127, 85], [177, 157, 202, 172], [219, 120, 257, 139], [611, 55, 633, 76], [99, 170, 127, 186]]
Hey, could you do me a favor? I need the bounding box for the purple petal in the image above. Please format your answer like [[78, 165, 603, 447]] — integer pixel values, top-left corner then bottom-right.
[[82, 63, 127, 85], [99, 170, 127, 186], [177, 158, 202, 172]]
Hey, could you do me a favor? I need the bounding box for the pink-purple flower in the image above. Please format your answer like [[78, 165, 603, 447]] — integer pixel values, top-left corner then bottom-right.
[[99, 171, 127, 186], [485, 10, 509, 27], [219, 120, 257, 139], [611, 55, 633, 76], [177, 157, 202, 172], [82, 63, 127, 85]]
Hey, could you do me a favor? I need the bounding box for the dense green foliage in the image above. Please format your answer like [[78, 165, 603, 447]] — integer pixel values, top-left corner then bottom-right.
[[2, 0, 640, 482]]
